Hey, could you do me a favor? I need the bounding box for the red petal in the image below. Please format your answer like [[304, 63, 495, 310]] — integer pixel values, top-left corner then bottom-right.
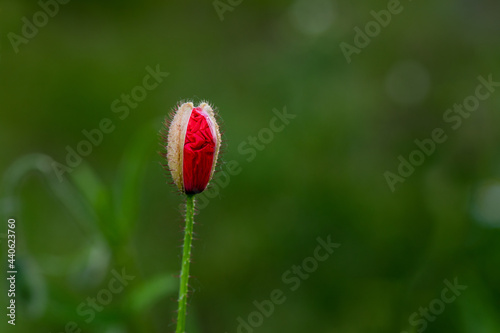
[[183, 107, 216, 194]]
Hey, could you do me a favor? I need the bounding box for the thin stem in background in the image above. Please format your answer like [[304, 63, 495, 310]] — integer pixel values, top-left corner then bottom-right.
[[176, 194, 195, 333]]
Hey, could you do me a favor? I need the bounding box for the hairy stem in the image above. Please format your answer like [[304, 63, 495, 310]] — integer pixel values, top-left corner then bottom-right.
[[176, 194, 195, 333]]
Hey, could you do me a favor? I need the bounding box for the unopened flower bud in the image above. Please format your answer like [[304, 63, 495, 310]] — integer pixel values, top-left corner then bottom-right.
[[162, 102, 221, 195]]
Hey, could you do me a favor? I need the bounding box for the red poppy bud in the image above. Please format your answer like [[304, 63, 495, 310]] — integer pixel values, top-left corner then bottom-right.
[[164, 102, 221, 194]]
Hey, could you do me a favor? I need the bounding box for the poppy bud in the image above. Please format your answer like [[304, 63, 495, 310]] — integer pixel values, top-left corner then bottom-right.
[[163, 102, 221, 195]]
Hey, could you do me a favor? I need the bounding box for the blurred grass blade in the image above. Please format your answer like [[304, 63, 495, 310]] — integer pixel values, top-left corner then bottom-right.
[[127, 273, 177, 313], [0, 153, 94, 234], [70, 162, 115, 244], [113, 119, 159, 241]]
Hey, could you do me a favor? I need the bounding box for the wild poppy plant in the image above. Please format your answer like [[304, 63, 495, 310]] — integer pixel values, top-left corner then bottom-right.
[[161, 101, 221, 332]]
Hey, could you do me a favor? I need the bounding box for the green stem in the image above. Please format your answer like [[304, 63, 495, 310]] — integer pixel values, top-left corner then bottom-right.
[[176, 194, 195, 333]]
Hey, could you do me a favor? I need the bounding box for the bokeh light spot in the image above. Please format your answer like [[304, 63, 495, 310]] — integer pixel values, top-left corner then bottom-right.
[[471, 181, 500, 228], [289, 0, 335, 36], [385, 60, 431, 106]]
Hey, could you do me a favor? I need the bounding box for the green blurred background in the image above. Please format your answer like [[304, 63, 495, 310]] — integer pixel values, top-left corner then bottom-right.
[[1, 0, 500, 332]]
